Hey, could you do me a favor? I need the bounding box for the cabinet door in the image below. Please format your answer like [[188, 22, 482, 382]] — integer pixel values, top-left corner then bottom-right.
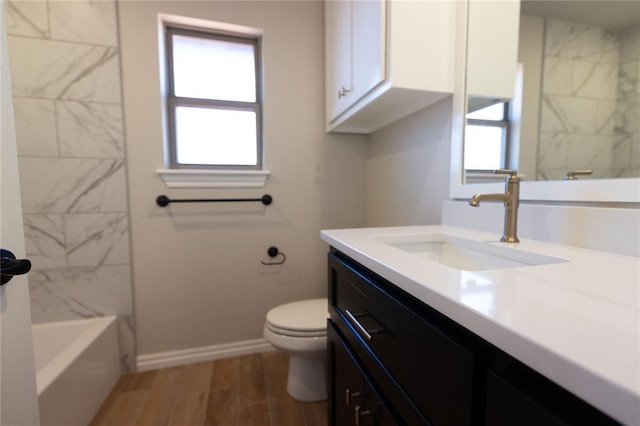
[[485, 371, 567, 426], [360, 378, 396, 426], [328, 321, 398, 426], [325, 0, 352, 119], [466, 0, 520, 105], [351, 0, 386, 103], [329, 321, 365, 425]]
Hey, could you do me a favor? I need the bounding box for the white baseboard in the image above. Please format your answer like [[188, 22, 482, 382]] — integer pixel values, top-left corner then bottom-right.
[[136, 338, 275, 372]]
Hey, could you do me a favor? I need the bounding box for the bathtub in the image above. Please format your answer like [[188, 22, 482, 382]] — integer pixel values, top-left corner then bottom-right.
[[32, 316, 121, 426]]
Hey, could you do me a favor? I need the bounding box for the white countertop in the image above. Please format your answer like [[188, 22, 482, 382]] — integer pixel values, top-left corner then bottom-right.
[[321, 225, 640, 426]]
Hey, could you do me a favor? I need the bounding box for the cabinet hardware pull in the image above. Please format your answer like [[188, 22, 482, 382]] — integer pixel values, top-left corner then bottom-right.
[[338, 86, 351, 98], [346, 388, 362, 406], [345, 309, 381, 341], [354, 405, 372, 426]]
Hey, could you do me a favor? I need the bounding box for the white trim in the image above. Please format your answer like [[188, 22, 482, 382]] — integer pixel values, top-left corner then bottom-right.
[[157, 168, 270, 188], [136, 338, 275, 371], [158, 13, 263, 38]]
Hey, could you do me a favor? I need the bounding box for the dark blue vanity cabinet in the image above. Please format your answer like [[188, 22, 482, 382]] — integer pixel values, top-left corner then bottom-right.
[[327, 250, 621, 426]]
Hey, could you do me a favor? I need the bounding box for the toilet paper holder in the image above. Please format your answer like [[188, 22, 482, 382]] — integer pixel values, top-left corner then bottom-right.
[[261, 246, 286, 266]]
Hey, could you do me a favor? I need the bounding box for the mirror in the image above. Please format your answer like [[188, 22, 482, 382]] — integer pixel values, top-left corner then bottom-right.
[[450, 0, 640, 202]]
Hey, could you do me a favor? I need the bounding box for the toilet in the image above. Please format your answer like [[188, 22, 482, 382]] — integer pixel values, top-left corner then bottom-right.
[[263, 298, 328, 402]]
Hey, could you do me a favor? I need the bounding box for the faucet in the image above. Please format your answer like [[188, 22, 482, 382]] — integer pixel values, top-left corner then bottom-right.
[[469, 169, 520, 243]]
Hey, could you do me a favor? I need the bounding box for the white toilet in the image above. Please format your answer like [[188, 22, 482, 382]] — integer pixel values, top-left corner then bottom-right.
[[263, 298, 328, 402]]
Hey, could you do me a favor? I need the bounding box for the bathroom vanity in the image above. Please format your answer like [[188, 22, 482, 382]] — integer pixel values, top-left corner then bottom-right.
[[322, 226, 639, 425]]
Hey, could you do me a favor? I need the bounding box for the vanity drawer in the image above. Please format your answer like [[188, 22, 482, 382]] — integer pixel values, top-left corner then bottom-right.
[[329, 252, 476, 425]]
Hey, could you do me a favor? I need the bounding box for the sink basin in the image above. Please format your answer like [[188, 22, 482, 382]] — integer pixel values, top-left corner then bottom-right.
[[376, 233, 568, 271]]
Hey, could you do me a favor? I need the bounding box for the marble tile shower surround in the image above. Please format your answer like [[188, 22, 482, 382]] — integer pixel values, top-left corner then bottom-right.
[[6, 0, 134, 371], [537, 18, 640, 180], [613, 25, 640, 175]]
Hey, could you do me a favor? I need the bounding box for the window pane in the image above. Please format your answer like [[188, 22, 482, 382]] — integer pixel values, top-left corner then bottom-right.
[[467, 102, 505, 121], [175, 107, 257, 166], [172, 34, 256, 102], [464, 125, 504, 170]]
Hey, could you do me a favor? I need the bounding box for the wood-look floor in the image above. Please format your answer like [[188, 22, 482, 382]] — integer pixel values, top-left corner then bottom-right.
[[90, 351, 327, 426]]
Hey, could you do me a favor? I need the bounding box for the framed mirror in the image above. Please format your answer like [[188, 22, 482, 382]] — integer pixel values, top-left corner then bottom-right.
[[450, 0, 640, 202]]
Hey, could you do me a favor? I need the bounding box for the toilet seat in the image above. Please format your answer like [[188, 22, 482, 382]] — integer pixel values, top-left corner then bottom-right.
[[265, 298, 328, 337], [265, 323, 326, 338]]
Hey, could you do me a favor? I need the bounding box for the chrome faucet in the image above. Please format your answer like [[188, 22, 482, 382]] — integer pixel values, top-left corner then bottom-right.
[[469, 169, 520, 243]]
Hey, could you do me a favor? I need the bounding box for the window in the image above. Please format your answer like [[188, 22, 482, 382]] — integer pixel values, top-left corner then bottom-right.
[[464, 102, 510, 171], [464, 65, 524, 176], [165, 25, 262, 170]]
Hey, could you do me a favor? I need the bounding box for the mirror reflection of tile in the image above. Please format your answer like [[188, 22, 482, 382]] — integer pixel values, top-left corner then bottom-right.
[[538, 18, 639, 180]]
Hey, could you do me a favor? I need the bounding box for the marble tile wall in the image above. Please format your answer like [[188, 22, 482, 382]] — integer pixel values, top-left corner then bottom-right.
[[6, 0, 134, 371], [613, 25, 640, 177], [538, 18, 619, 180], [537, 18, 640, 180]]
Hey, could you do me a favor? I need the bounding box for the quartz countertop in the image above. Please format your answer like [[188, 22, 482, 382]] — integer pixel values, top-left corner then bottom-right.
[[321, 225, 640, 425]]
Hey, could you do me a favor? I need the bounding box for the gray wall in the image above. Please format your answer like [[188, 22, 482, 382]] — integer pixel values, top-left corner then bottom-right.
[[118, 1, 367, 357], [6, 0, 134, 370], [365, 98, 453, 227]]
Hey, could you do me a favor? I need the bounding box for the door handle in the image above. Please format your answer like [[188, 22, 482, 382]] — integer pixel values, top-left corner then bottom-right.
[[1, 249, 32, 285]]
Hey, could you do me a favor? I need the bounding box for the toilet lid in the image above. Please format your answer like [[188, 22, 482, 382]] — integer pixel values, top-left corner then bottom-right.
[[266, 298, 328, 332]]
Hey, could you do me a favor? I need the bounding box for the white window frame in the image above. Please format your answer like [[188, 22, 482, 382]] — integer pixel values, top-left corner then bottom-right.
[[156, 14, 270, 188], [464, 101, 511, 173], [464, 64, 524, 183]]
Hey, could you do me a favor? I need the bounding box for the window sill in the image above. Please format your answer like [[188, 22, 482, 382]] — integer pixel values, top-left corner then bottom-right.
[[157, 169, 270, 188]]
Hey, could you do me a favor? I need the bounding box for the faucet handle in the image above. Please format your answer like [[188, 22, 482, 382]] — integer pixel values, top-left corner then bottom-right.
[[564, 170, 592, 180], [494, 169, 520, 182], [494, 169, 518, 177]]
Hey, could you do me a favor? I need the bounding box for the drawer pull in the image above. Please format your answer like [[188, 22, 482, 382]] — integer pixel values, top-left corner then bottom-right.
[[346, 388, 362, 406], [355, 405, 372, 426], [345, 309, 385, 342]]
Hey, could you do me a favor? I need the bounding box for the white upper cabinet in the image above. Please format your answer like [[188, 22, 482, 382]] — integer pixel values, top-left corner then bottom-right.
[[326, 0, 354, 118], [325, 0, 457, 134], [465, 0, 520, 111], [351, 0, 386, 110]]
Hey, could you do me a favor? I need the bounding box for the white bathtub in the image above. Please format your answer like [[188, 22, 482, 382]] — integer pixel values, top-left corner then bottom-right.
[[32, 316, 121, 426]]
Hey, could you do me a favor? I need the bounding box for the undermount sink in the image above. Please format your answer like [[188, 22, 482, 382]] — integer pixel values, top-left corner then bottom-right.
[[376, 233, 568, 271]]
